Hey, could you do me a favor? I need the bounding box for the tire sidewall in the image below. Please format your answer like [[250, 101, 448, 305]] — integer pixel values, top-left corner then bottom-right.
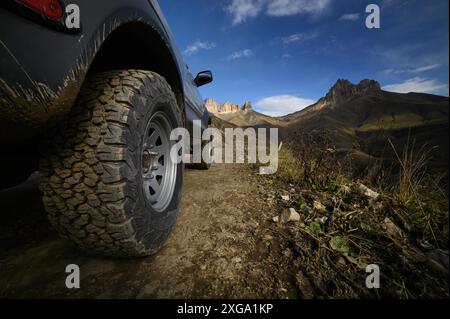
[[132, 83, 184, 250]]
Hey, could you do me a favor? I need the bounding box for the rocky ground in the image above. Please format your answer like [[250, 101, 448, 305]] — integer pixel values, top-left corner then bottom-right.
[[258, 174, 449, 298], [0, 160, 448, 298], [0, 164, 299, 298]]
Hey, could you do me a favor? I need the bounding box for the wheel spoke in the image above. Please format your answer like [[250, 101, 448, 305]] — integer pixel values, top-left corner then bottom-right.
[[153, 166, 165, 177], [150, 177, 162, 193], [152, 145, 165, 155]]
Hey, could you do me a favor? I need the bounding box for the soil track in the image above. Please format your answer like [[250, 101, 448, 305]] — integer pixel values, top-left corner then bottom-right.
[[0, 164, 297, 298]]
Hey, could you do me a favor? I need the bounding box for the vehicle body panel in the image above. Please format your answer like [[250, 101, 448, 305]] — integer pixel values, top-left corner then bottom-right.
[[0, 0, 209, 143]]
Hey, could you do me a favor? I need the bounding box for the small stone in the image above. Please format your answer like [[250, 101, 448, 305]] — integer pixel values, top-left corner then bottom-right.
[[280, 208, 301, 223], [357, 183, 380, 200], [272, 216, 280, 223], [281, 195, 290, 201]]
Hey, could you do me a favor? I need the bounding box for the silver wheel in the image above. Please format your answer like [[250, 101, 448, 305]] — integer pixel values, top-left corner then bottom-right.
[[141, 111, 177, 212]]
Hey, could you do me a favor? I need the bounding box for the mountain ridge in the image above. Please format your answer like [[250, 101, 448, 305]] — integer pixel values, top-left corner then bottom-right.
[[207, 78, 449, 173], [207, 79, 449, 130]]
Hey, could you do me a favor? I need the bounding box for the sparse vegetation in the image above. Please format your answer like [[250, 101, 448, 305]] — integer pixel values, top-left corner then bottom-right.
[[386, 135, 448, 248], [276, 147, 303, 184], [279, 130, 347, 191], [259, 130, 449, 298], [211, 78, 449, 298]]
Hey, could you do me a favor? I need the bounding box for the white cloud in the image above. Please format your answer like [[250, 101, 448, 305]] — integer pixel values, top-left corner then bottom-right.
[[281, 32, 318, 44], [339, 13, 360, 21], [183, 40, 216, 55], [384, 64, 441, 75], [226, 0, 331, 25], [266, 0, 331, 17], [226, 49, 253, 60], [281, 53, 293, 59], [226, 0, 264, 25], [412, 64, 441, 73], [255, 94, 315, 116], [382, 77, 449, 95]]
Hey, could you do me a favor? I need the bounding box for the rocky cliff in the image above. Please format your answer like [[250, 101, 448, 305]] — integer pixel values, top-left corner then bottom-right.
[[205, 99, 242, 115], [320, 79, 381, 106]]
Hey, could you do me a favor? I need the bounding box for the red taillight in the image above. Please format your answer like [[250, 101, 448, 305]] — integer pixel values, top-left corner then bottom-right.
[[18, 0, 63, 21]]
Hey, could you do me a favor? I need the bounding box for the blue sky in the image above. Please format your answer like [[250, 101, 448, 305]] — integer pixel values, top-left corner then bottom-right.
[[160, 0, 449, 116]]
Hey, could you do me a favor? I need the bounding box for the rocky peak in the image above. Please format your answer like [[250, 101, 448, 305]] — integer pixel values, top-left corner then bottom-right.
[[222, 102, 241, 113], [242, 101, 253, 112], [204, 99, 220, 112], [205, 99, 253, 115], [323, 79, 381, 105], [205, 99, 240, 114]]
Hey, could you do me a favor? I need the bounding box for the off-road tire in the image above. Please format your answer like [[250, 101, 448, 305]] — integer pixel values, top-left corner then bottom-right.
[[39, 70, 184, 257]]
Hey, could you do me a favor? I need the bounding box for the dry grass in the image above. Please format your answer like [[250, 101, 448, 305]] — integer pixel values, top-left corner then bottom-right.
[[387, 134, 448, 247], [276, 147, 303, 184], [257, 125, 449, 298], [388, 135, 434, 204], [282, 130, 347, 190]]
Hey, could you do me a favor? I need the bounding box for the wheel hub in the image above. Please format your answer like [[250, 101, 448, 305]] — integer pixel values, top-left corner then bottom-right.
[[142, 150, 158, 175], [141, 112, 177, 212]]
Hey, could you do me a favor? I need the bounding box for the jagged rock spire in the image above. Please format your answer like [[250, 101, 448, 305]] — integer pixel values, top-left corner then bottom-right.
[[324, 79, 381, 105]]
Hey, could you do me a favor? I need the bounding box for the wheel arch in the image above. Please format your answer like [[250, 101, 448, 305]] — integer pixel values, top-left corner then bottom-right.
[[86, 21, 185, 113]]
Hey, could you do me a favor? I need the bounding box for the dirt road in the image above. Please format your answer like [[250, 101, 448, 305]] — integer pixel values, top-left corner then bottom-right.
[[0, 164, 297, 299]]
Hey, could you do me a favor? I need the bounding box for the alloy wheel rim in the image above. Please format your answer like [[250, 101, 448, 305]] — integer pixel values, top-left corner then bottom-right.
[[141, 111, 177, 212]]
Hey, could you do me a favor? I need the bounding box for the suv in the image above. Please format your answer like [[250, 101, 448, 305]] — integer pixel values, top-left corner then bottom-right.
[[0, 0, 213, 257]]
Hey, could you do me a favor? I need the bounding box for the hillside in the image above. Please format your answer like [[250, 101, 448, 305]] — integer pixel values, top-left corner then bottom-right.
[[205, 99, 287, 127], [281, 79, 449, 174], [283, 79, 448, 131], [208, 79, 449, 174]]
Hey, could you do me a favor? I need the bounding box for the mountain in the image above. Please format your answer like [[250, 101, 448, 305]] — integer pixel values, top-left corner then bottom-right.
[[207, 79, 449, 175], [205, 99, 285, 127], [283, 79, 448, 130], [205, 99, 241, 114], [281, 79, 449, 175]]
